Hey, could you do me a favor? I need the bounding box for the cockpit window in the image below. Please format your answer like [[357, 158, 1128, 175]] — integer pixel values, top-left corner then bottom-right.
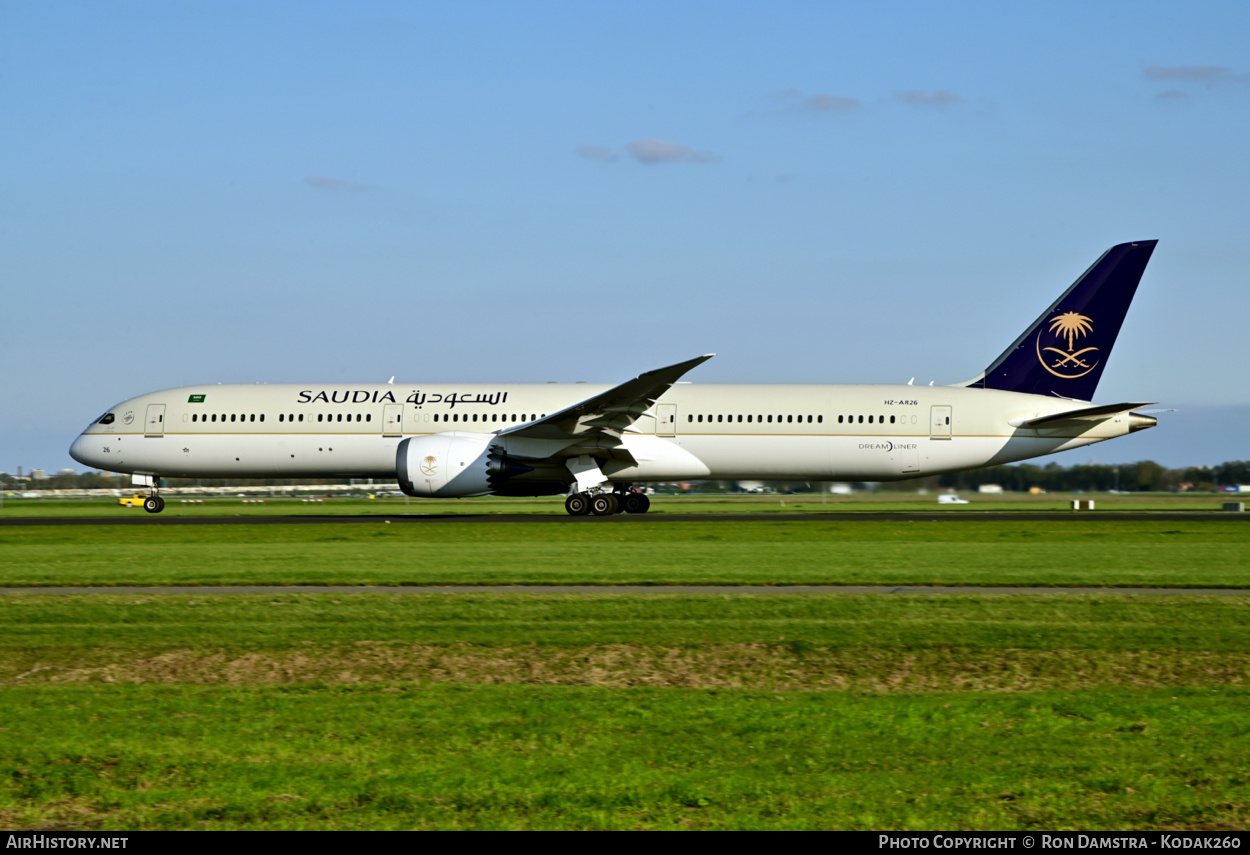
[[97, 413, 116, 425]]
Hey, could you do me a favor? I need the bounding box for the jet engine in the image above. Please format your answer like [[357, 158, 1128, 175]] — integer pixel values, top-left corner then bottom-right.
[[396, 432, 567, 498]]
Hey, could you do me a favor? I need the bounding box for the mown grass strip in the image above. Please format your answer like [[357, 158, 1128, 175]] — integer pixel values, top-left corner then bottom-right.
[[3, 593, 1249, 652], [2, 684, 1246, 830], [9, 643, 1250, 693], [2, 520, 1248, 587]]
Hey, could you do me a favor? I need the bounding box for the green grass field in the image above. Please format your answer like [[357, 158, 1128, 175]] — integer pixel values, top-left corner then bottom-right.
[[0, 491, 1241, 517], [2, 507, 1248, 829], [1, 518, 1247, 588]]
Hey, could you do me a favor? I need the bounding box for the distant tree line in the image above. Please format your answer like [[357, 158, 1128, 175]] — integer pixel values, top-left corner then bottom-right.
[[932, 460, 1250, 494], [3, 460, 1249, 494], [1, 472, 362, 491]]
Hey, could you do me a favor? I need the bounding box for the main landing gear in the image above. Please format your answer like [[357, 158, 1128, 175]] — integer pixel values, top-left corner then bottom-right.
[[564, 488, 651, 516], [142, 479, 165, 514]]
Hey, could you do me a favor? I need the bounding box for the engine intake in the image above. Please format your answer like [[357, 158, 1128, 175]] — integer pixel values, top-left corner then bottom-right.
[[396, 433, 566, 498]]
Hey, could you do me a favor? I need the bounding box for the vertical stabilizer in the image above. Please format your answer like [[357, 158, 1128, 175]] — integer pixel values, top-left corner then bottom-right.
[[966, 240, 1156, 401]]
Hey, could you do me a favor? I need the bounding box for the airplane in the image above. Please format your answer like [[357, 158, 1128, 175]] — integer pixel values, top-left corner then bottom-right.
[[70, 240, 1160, 516]]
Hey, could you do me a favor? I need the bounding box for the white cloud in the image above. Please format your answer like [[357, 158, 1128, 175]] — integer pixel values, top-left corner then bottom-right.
[[304, 175, 376, 191], [893, 90, 962, 107], [1144, 65, 1250, 84], [803, 93, 862, 112], [625, 139, 719, 165], [575, 145, 620, 163]]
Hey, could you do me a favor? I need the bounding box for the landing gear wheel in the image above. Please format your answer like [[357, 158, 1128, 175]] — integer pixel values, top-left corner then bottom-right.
[[622, 492, 650, 514], [590, 494, 620, 516], [143, 496, 165, 514], [565, 493, 592, 516]]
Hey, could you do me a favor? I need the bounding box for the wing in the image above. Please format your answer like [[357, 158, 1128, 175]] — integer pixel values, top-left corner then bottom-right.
[[496, 354, 714, 463]]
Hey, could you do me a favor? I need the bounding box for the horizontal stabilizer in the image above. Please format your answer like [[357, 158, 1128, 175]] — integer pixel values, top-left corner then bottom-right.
[[1010, 402, 1156, 429]]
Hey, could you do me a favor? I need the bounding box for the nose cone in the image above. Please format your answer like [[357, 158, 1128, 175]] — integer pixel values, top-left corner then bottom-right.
[[69, 433, 101, 468]]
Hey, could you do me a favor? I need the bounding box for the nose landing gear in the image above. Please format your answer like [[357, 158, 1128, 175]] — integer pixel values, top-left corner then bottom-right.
[[142, 478, 165, 514]]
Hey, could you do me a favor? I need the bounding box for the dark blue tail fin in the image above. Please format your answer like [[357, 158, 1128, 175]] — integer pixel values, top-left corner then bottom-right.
[[965, 240, 1157, 401]]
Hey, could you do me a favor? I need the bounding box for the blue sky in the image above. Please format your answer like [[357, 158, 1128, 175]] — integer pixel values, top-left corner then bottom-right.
[[3, 0, 1248, 473]]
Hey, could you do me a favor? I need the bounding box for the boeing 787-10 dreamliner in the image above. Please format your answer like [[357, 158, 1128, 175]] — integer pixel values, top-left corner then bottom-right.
[[71, 241, 1159, 515]]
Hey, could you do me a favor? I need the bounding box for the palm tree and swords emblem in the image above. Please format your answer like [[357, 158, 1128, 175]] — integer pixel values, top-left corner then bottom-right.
[[1036, 311, 1099, 379], [419, 456, 438, 476]]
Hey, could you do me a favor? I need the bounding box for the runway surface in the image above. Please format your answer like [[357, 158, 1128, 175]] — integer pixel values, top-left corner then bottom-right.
[[2, 585, 1247, 596], [3, 511, 1247, 526]]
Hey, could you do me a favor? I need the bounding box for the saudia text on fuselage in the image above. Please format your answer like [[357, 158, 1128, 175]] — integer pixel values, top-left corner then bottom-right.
[[295, 390, 510, 409]]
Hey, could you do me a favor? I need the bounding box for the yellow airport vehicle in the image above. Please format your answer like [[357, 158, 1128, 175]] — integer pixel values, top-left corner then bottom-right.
[[118, 494, 147, 508]]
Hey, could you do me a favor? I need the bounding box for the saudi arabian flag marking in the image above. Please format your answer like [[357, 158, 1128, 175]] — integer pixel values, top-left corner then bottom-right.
[[188, 394, 206, 403]]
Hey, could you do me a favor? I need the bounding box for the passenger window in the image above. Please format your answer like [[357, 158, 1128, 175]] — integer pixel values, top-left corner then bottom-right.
[[249, 414, 255, 422], [858, 415, 864, 424], [737, 415, 742, 423], [890, 415, 896, 424], [817, 415, 823, 423], [697, 415, 703, 422], [298, 414, 303, 422], [229, 414, 236, 423], [767, 415, 773, 423], [787, 415, 793, 423], [717, 415, 723, 423], [318, 414, 323, 422], [868, 415, 873, 424], [688, 415, 693, 423], [838, 415, 843, 424], [747, 415, 752, 423], [366, 414, 371, 422]]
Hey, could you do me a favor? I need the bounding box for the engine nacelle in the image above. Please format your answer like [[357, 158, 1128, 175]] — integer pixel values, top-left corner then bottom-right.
[[396, 432, 495, 497], [396, 432, 568, 498]]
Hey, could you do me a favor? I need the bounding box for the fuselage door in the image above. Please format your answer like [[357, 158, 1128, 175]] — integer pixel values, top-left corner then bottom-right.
[[930, 405, 952, 440], [656, 403, 677, 437], [144, 404, 166, 437], [383, 404, 404, 437]]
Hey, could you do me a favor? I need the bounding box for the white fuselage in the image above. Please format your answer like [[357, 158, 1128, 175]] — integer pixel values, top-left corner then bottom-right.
[[69, 381, 1143, 484]]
